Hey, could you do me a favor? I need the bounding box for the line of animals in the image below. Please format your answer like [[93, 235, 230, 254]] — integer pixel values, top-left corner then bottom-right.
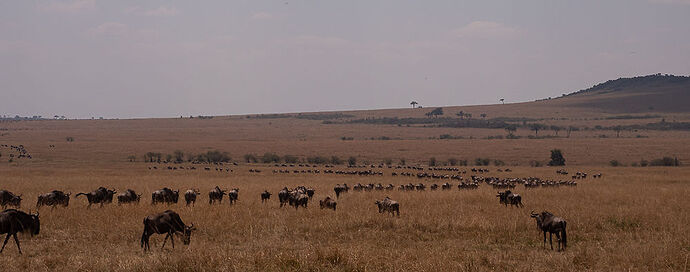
[[0, 144, 32, 160]]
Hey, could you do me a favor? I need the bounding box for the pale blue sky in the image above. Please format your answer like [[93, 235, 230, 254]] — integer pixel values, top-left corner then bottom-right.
[[1, 0, 689, 118]]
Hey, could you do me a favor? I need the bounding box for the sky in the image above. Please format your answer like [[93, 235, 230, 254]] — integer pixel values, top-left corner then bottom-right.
[[1, 0, 689, 119]]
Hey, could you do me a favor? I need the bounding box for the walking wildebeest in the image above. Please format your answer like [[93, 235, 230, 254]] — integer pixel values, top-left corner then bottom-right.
[[207, 187, 225, 205], [36, 190, 70, 209], [260, 190, 271, 203], [375, 197, 400, 216], [289, 191, 309, 210], [227, 188, 239, 205], [76, 187, 116, 208], [319, 196, 337, 211], [184, 189, 201, 206], [496, 190, 524, 208], [530, 211, 567, 251], [0, 190, 22, 209], [151, 188, 179, 205], [117, 189, 141, 204], [140, 210, 195, 252], [0, 209, 40, 254], [334, 184, 347, 198], [278, 187, 290, 207]]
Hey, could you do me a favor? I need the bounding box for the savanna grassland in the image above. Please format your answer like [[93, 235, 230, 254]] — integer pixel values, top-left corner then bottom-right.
[[1, 80, 690, 271]]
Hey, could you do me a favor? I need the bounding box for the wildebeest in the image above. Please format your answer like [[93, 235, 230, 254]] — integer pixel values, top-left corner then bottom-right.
[[260, 190, 271, 203], [227, 188, 239, 204], [278, 187, 290, 207], [207, 187, 225, 205], [151, 188, 179, 205], [0, 190, 22, 209], [76, 187, 116, 208], [184, 189, 200, 206], [117, 189, 141, 204], [441, 183, 452, 190], [289, 190, 309, 210], [374, 197, 400, 216], [306, 188, 315, 199], [36, 190, 70, 209], [140, 210, 195, 252], [319, 196, 337, 211], [530, 211, 567, 251], [334, 184, 348, 198], [496, 190, 524, 208], [0, 209, 40, 254]]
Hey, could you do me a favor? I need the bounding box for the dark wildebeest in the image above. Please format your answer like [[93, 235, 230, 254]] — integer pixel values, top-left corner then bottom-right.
[[441, 183, 452, 190], [184, 189, 200, 206], [140, 210, 195, 252], [319, 196, 337, 211], [207, 187, 225, 205], [76, 187, 116, 208], [530, 211, 567, 251], [375, 197, 400, 216], [306, 188, 315, 199], [151, 188, 179, 205], [260, 190, 271, 203], [227, 188, 239, 205], [117, 189, 141, 204], [0, 190, 22, 209], [0, 209, 40, 254], [334, 184, 346, 198], [278, 187, 291, 207], [496, 190, 524, 208], [36, 190, 70, 209], [289, 191, 309, 210]]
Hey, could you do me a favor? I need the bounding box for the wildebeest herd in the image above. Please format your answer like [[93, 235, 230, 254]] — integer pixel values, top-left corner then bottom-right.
[[0, 166, 593, 254]]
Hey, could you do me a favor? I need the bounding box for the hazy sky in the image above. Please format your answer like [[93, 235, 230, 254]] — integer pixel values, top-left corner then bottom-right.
[[1, 0, 689, 118]]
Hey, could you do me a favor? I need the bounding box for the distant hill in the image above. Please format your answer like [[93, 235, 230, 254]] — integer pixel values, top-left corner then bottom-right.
[[552, 74, 690, 113]]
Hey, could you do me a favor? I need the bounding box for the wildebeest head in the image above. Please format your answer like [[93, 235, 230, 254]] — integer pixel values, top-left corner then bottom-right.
[[27, 210, 40, 236], [182, 223, 196, 245], [9, 194, 22, 207]]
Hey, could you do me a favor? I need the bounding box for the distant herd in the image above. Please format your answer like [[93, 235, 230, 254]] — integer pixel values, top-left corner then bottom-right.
[[0, 167, 601, 254]]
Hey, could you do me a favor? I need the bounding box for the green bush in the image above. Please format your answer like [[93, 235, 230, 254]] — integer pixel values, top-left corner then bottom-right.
[[548, 149, 566, 166]]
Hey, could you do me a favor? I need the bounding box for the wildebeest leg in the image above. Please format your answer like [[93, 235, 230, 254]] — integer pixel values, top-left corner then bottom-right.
[[161, 232, 170, 249], [549, 232, 553, 250], [543, 231, 546, 248], [169, 233, 175, 248], [1, 233, 12, 253], [12, 234, 21, 254], [555, 232, 562, 251]]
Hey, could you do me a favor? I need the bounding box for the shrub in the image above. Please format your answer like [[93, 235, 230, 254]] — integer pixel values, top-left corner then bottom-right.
[[203, 150, 231, 163], [383, 158, 393, 165], [447, 158, 458, 166], [609, 160, 621, 167], [493, 160, 505, 166], [458, 159, 468, 166], [66, 136, 74, 142], [348, 156, 357, 166], [530, 160, 543, 167], [127, 155, 136, 162], [173, 150, 185, 163], [548, 149, 566, 166], [283, 155, 299, 163], [331, 156, 343, 165], [340, 136, 354, 141], [649, 157, 680, 166], [261, 153, 281, 163], [399, 158, 406, 165], [244, 154, 258, 163], [475, 158, 491, 166], [307, 156, 330, 164], [429, 157, 437, 166], [640, 160, 649, 167]]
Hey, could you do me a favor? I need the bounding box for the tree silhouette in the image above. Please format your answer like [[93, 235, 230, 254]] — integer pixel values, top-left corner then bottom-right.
[[551, 125, 562, 136], [410, 101, 418, 108], [505, 125, 517, 137], [530, 123, 545, 136], [480, 113, 487, 119], [500, 98, 505, 104], [548, 149, 566, 166], [456, 111, 464, 119], [614, 126, 623, 138]]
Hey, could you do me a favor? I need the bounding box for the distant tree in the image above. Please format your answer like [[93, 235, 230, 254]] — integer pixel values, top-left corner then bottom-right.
[[567, 126, 579, 138], [348, 156, 357, 166], [127, 155, 137, 162], [551, 125, 562, 136], [456, 111, 464, 119], [427, 107, 443, 118], [464, 113, 472, 119], [530, 123, 545, 136], [173, 150, 185, 163], [399, 158, 406, 165], [500, 98, 505, 104], [429, 157, 437, 166], [548, 149, 566, 166], [410, 101, 418, 108], [480, 113, 487, 119], [614, 125, 623, 138], [505, 125, 517, 137]]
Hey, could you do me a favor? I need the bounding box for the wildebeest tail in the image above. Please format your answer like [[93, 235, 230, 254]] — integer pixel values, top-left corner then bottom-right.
[[75, 193, 87, 198], [562, 222, 567, 249]]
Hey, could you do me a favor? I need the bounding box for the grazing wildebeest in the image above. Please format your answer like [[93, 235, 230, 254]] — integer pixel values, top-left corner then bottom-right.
[[496, 190, 524, 208], [441, 183, 452, 190], [319, 196, 337, 211], [76, 187, 116, 208], [36, 190, 70, 209], [289, 191, 309, 210], [207, 186, 225, 205], [227, 188, 239, 205], [260, 190, 271, 203], [117, 189, 141, 204], [374, 197, 400, 216], [140, 210, 195, 252], [530, 211, 567, 251], [151, 188, 179, 205], [430, 184, 439, 190], [0, 190, 22, 209], [183, 189, 200, 206], [0, 209, 40, 254]]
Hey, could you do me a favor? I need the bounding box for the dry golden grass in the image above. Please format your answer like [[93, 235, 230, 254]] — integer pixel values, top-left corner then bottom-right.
[[0, 164, 689, 271]]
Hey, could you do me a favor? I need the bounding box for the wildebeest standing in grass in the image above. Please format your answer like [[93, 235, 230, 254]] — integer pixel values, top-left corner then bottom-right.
[[151, 188, 179, 205], [207, 187, 225, 205], [0, 190, 22, 209], [0, 209, 40, 254], [278, 187, 290, 207], [319, 196, 337, 211], [260, 190, 271, 203], [140, 210, 195, 252], [530, 211, 567, 251], [306, 188, 315, 199], [184, 189, 200, 206], [227, 188, 239, 205], [496, 190, 524, 208], [375, 197, 400, 216], [36, 190, 71, 209], [76, 187, 116, 208], [117, 189, 141, 204]]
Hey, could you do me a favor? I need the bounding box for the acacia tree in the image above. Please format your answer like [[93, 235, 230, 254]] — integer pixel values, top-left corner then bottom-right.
[[551, 125, 562, 136], [410, 101, 418, 108], [505, 125, 517, 137], [548, 149, 566, 166], [530, 123, 545, 137]]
